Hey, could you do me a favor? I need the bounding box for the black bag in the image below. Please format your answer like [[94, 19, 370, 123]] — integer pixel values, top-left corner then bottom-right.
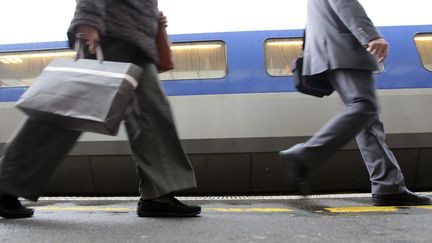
[[15, 43, 143, 136], [291, 56, 334, 98], [292, 28, 334, 98]]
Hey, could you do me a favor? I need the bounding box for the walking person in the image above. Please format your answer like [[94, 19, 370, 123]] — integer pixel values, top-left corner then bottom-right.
[[280, 0, 431, 206], [0, 0, 201, 219]]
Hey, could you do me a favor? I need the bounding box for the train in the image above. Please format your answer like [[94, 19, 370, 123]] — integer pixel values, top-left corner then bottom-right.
[[0, 0, 431, 196]]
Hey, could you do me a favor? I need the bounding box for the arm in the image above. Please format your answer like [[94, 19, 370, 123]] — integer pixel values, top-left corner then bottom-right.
[[328, 0, 388, 62], [69, 0, 106, 53]]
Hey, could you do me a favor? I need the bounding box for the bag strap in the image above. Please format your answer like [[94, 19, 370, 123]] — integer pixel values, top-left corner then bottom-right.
[[74, 39, 104, 63], [302, 28, 306, 50]]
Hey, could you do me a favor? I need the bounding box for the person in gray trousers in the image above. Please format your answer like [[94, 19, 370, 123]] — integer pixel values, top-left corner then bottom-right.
[[279, 0, 431, 206], [0, 0, 200, 219]]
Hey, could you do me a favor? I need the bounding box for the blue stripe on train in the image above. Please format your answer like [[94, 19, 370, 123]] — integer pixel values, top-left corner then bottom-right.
[[0, 87, 27, 102], [0, 41, 69, 52], [1, 25, 431, 102]]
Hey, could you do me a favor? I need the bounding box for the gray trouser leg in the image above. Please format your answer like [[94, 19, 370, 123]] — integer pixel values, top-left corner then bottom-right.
[[293, 69, 406, 194], [0, 119, 81, 201], [356, 120, 406, 194], [123, 63, 197, 200]]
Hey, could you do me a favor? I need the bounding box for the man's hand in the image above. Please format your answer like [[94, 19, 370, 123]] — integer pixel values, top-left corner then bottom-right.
[[76, 25, 100, 54], [159, 11, 168, 28], [366, 37, 389, 63]]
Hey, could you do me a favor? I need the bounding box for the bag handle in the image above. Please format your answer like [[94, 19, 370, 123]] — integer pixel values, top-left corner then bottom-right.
[[74, 39, 104, 63], [302, 28, 306, 50]]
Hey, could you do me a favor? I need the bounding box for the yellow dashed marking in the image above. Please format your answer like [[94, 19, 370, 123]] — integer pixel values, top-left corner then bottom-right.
[[325, 206, 398, 213], [34, 207, 292, 213], [204, 208, 293, 212], [31, 205, 432, 213], [33, 207, 131, 212], [411, 205, 432, 209]]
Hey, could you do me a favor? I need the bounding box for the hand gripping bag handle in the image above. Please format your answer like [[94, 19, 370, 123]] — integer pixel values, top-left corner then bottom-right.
[[74, 39, 104, 63]]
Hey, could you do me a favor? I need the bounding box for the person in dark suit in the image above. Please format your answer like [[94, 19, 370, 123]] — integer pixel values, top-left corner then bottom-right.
[[0, 0, 201, 219], [280, 0, 431, 206]]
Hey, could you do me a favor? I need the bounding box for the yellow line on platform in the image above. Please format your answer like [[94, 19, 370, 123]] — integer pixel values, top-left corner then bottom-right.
[[32, 205, 432, 213], [33, 207, 131, 212], [326, 205, 432, 213], [33, 207, 293, 213], [325, 206, 398, 213], [204, 208, 293, 212], [411, 205, 432, 209]]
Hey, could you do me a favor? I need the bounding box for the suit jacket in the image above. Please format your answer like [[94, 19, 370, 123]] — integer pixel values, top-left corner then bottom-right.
[[303, 0, 381, 75]]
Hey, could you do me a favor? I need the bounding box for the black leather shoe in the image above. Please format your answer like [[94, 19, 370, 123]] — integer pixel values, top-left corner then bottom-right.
[[372, 190, 432, 206], [137, 196, 201, 217], [0, 193, 34, 219], [279, 150, 310, 195]]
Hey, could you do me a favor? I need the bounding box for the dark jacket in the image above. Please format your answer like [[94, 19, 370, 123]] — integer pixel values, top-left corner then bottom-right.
[[68, 0, 159, 64]]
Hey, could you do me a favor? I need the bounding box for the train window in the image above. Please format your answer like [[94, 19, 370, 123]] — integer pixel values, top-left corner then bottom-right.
[[159, 41, 227, 80], [265, 38, 385, 75], [265, 38, 303, 76], [414, 33, 432, 72], [0, 49, 76, 87]]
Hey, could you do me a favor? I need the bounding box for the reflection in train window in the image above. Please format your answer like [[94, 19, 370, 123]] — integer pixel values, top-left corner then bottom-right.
[[414, 33, 432, 72], [265, 38, 385, 75], [0, 50, 76, 87], [159, 41, 227, 81], [265, 38, 303, 76]]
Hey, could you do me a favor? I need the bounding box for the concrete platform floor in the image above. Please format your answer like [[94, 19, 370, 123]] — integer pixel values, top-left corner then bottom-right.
[[1, 193, 432, 243]]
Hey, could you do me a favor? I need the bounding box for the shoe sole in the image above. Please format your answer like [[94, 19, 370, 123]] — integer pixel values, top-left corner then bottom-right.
[[0, 211, 34, 219], [137, 210, 201, 218], [372, 198, 432, 206]]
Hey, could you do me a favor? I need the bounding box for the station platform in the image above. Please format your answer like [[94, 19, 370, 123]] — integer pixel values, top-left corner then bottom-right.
[[1, 193, 432, 242]]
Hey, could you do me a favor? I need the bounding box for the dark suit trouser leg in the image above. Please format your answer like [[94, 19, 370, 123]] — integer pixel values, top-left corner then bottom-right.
[[97, 37, 197, 199], [0, 119, 81, 201], [292, 69, 406, 194], [123, 63, 197, 200]]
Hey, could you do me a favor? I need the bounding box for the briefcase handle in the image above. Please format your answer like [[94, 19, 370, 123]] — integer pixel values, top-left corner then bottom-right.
[[74, 39, 104, 63]]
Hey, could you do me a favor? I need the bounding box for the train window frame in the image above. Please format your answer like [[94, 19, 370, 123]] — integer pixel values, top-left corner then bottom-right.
[[264, 37, 304, 77], [414, 33, 432, 72], [264, 37, 385, 77], [159, 40, 228, 81], [0, 48, 76, 87]]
